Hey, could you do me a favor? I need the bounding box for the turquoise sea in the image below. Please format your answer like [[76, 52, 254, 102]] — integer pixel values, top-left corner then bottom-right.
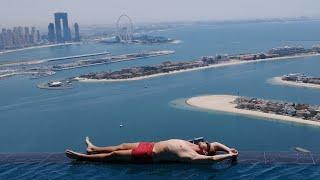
[[3, 20, 320, 179], [1, 20, 320, 154]]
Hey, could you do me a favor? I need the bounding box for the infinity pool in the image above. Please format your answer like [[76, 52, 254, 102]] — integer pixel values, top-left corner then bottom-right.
[[1, 152, 320, 179]]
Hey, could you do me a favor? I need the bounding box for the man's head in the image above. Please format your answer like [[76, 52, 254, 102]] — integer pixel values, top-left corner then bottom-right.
[[198, 141, 216, 156]]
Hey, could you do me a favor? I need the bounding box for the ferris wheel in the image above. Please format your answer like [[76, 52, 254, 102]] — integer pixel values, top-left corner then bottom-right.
[[116, 14, 134, 43]]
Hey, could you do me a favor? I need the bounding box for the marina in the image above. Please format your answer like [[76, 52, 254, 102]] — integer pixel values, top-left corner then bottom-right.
[[37, 80, 73, 90]]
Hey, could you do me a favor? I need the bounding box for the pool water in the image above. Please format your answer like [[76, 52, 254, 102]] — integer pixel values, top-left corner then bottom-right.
[[3, 163, 320, 180], [1, 152, 320, 179]]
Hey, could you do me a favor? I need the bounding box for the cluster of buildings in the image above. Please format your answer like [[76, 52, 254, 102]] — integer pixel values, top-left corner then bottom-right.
[[129, 35, 174, 44], [79, 55, 230, 80], [76, 45, 320, 81], [268, 46, 309, 56], [235, 46, 320, 61], [234, 97, 320, 121], [0, 27, 42, 50], [237, 53, 275, 61], [101, 34, 175, 44], [282, 73, 320, 85], [311, 45, 320, 53], [0, 12, 80, 51], [47, 12, 80, 43]]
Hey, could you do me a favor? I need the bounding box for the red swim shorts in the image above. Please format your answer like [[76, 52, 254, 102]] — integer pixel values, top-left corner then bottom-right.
[[131, 142, 155, 163]]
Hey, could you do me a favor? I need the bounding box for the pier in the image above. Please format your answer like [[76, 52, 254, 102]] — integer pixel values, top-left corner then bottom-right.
[[52, 50, 175, 71], [44, 51, 110, 62]]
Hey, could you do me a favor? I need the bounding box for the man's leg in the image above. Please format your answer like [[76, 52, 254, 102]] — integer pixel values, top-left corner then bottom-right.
[[86, 137, 138, 154], [66, 149, 132, 162]]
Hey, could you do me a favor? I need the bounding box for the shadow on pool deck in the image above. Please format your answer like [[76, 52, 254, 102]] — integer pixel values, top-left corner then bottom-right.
[[0, 151, 319, 165]]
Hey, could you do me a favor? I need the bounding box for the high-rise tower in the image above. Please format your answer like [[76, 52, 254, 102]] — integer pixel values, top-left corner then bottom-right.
[[74, 23, 80, 42], [24, 27, 30, 44], [47, 23, 55, 42], [54, 12, 71, 42], [31, 27, 36, 44]]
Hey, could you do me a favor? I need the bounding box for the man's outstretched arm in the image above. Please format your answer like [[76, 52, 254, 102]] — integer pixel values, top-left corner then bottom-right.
[[212, 142, 232, 153], [192, 154, 234, 163], [181, 153, 235, 164]]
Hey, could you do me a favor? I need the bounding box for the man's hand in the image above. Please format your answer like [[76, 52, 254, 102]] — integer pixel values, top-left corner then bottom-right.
[[229, 148, 238, 157]]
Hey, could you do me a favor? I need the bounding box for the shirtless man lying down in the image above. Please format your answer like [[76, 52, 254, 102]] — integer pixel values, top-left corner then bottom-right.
[[66, 137, 238, 164]]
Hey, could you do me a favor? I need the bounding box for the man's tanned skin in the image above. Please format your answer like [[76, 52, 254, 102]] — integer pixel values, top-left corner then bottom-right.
[[66, 138, 238, 164]]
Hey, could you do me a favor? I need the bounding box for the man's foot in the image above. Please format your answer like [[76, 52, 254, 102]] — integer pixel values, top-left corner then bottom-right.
[[65, 149, 85, 160], [85, 136, 97, 154]]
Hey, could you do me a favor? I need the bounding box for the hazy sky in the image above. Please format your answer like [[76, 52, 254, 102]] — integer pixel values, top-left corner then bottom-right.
[[1, 0, 319, 27]]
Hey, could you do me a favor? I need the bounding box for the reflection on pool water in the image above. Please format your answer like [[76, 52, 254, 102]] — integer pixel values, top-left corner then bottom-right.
[[1, 161, 319, 179], [1, 152, 320, 179]]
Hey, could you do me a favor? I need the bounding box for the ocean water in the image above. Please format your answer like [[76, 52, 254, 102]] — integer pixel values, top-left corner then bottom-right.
[[1, 20, 320, 179]]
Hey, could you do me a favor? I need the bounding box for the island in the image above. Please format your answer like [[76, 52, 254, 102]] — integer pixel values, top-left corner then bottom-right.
[[0, 50, 174, 80], [186, 95, 320, 127], [100, 35, 177, 44], [270, 73, 320, 89], [74, 45, 320, 82]]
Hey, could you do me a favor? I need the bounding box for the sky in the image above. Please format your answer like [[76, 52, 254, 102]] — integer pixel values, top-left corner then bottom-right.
[[0, 0, 319, 27]]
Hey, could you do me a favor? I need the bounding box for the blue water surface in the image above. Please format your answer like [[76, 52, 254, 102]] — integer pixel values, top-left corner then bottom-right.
[[1, 162, 320, 180]]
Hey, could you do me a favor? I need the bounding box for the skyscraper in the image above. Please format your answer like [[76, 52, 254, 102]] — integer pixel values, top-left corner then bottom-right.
[[36, 30, 41, 43], [54, 12, 71, 42], [6, 29, 14, 48], [0, 26, 41, 50], [1, 29, 8, 49], [17, 26, 24, 46], [0, 30, 4, 49], [24, 27, 30, 44], [47, 23, 55, 42], [30, 27, 37, 44], [74, 23, 80, 42]]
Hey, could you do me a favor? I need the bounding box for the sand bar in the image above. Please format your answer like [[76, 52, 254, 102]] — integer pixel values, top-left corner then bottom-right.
[[186, 95, 320, 127], [76, 52, 320, 83], [269, 77, 320, 89]]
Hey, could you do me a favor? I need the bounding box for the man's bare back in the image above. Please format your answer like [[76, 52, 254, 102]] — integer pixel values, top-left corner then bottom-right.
[[65, 138, 238, 164]]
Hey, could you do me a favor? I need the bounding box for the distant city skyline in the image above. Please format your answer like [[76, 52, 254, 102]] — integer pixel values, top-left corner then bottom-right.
[[1, 0, 320, 27]]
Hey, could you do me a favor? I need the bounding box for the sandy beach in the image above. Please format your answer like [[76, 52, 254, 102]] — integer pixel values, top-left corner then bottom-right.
[[269, 77, 320, 89], [76, 52, 320, 83], [186, 95, 320, 127]]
